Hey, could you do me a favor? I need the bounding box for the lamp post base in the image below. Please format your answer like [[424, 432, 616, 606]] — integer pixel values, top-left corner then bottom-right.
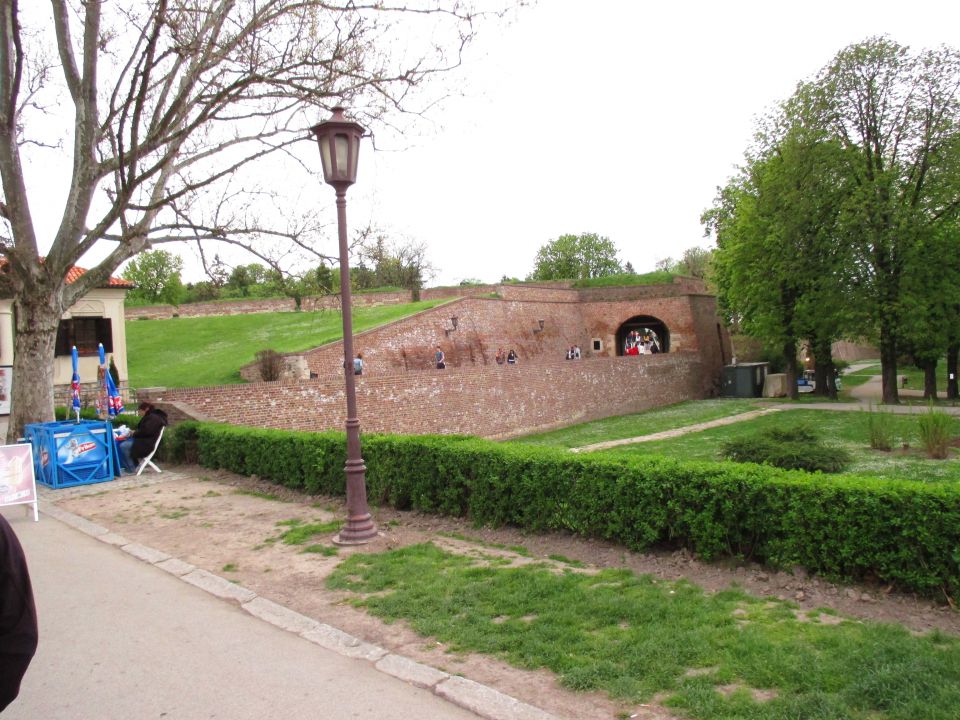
[[333, 513, 378, 545]]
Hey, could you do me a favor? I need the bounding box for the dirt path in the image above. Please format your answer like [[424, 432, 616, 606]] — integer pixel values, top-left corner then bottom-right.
[[47, 466, 960, 720]]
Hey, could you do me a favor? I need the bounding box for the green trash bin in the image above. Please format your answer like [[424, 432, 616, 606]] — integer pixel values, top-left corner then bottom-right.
[[722, 363, 769, 398]]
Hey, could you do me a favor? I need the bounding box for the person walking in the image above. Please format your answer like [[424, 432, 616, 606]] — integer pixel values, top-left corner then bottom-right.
[[434, 345, 446, 369], [353, 353, 364, 376]]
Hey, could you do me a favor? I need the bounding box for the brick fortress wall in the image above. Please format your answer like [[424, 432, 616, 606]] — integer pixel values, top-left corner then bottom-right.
[[142, 354, 703, 440], [137, 278, 729, 438], [283, 280, 729, 397]]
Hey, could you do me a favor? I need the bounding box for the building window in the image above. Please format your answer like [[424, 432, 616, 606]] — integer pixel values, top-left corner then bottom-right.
[[55, 318, 113, 357]]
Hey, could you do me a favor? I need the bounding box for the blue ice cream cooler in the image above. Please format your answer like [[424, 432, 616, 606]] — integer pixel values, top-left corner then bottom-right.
[[24, 419, 119, 488]]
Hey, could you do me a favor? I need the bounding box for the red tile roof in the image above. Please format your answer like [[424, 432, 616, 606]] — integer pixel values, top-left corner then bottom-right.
[[1, 259, 134, 288], [65, 265, 135, 288]]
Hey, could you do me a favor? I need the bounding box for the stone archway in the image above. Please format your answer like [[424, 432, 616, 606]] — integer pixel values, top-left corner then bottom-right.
[[616, 315, 669, 356]]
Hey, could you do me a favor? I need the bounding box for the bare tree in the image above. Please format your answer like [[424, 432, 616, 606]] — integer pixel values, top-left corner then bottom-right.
[[0, 0, 514, 440]]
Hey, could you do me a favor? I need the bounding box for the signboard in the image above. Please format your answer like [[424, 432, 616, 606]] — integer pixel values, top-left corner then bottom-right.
[[0, 443, 38, 521], [54, 429, 108, 466], [0, 365, 10, 415]]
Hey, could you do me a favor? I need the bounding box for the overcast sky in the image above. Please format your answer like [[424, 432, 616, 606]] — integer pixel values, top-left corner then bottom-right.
[[46, 1, 960, 287], [346, 0, 960, 287]]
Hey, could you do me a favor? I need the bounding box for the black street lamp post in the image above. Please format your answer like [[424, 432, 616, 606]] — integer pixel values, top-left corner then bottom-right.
[[310, 107, 377, 545]]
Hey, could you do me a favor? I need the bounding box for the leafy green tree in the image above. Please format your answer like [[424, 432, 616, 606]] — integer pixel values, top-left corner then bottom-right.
[[121, 250, 185, 305], [528, 233, 622, 281], [355, 236, 435, 299], [181, 282, 221, 303], [898, 221, 960, 398], [708, 37, 960, 404], [654, 247, 713, 282], [706, 117, 856, 398], [225, 264, 268, 298], [806, 37, 960, 403]]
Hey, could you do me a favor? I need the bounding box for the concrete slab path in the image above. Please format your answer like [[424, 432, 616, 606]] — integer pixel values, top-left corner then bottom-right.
[[1, 506, 554, 720]]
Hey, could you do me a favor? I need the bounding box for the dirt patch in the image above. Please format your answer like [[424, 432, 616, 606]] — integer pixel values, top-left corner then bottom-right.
[[53, 465, 960, 720]]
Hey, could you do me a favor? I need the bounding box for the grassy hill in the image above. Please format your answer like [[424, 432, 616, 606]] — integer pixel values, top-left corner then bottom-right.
[[126, 300, 449, 388]]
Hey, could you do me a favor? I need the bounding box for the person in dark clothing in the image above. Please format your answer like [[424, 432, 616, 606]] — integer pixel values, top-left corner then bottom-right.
[[119, 402, 169, 472], [0, 514, 38, 712]]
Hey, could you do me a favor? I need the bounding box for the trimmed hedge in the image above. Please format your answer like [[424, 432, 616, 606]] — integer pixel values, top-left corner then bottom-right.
[[163, 422, 960, 599]]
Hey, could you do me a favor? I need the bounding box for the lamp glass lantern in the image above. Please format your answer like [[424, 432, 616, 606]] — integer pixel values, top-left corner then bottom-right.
[[311, 107, 364, 188]]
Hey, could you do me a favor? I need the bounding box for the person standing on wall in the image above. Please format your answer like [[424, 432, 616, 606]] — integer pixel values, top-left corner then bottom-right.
[[0, 515, 38, 712], [435, 345, 446, 369]]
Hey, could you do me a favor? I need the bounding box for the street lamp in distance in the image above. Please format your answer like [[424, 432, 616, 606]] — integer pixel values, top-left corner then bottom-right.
[[310, 107, 377, 545]]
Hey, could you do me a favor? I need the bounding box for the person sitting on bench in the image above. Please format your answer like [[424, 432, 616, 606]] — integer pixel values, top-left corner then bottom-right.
[[119, 402, 168, 473]]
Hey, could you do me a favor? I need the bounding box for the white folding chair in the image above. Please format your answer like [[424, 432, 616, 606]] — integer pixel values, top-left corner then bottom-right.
[[135, 426, 165, 476]]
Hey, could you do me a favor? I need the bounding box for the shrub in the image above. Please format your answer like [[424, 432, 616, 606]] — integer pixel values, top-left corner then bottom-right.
[[720, 424, 850, 473], [918, 405, 953, 460], [863, 404, 895, 451], [163, 422, 960, 599], [255, 349, 284, 381]]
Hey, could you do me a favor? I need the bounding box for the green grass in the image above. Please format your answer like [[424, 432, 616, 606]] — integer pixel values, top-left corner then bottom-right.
[[839, 361, 954, 396], [234, 489, 284, 502], [513, 399, 764, 448], [898, 361, 952, 391], [595, 409, 960, 483], [274, 518, 343, 545], [125, 299, 450, 387], [327, 542, 960, 718]]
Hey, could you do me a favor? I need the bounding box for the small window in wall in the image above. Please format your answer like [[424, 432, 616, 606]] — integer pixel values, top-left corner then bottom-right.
[[592, 338, 602, 352], [55, 318, 113, 356]]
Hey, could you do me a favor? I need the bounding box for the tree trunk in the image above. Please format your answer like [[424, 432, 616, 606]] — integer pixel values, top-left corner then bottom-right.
[[7, 293, 63, 443], [922, 359, 938, 400], [812, 339, 837, 399], [878, 324, 900, 405], [784, 339, 799, 400], [947, 342, 959, 400]]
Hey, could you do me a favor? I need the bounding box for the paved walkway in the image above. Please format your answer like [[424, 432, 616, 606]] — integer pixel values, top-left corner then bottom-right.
[[1, 502, 555, 720]]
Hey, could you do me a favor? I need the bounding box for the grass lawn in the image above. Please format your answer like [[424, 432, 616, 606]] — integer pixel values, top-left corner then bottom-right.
[[514, 399, 765, 448], [839, 361, 953, 396], [594, 408, 960, 483], [329, 542, 960, 719], [125, 300, 449, 387]]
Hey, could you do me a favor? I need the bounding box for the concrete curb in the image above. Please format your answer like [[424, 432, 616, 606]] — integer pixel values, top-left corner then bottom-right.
[[39, 503, 563, 720]]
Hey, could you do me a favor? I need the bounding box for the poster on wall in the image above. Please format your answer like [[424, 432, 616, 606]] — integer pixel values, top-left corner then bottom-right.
[[0, 365, 9, 415], [0, 443, 38, 521]]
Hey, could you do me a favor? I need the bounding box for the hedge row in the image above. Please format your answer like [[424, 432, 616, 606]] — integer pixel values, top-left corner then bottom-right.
[[164, 422, 960, 599]]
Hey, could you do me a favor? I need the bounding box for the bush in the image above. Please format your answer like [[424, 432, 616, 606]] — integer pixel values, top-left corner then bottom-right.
[[54, 406, 140, 428], [918, 405, 953, 460], [255, 349, 284, 381], [160, 422, 960, 599], [720, 424, 850, 473], [863, 404, 895, 451]]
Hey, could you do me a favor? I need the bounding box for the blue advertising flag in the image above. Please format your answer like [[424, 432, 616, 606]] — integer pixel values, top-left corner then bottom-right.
[[71, 345, 82, 421], [97, 343, 124, 417]]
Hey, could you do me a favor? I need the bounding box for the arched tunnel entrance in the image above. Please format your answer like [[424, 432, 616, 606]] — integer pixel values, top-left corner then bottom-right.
[[616, 316, 670, 356]]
